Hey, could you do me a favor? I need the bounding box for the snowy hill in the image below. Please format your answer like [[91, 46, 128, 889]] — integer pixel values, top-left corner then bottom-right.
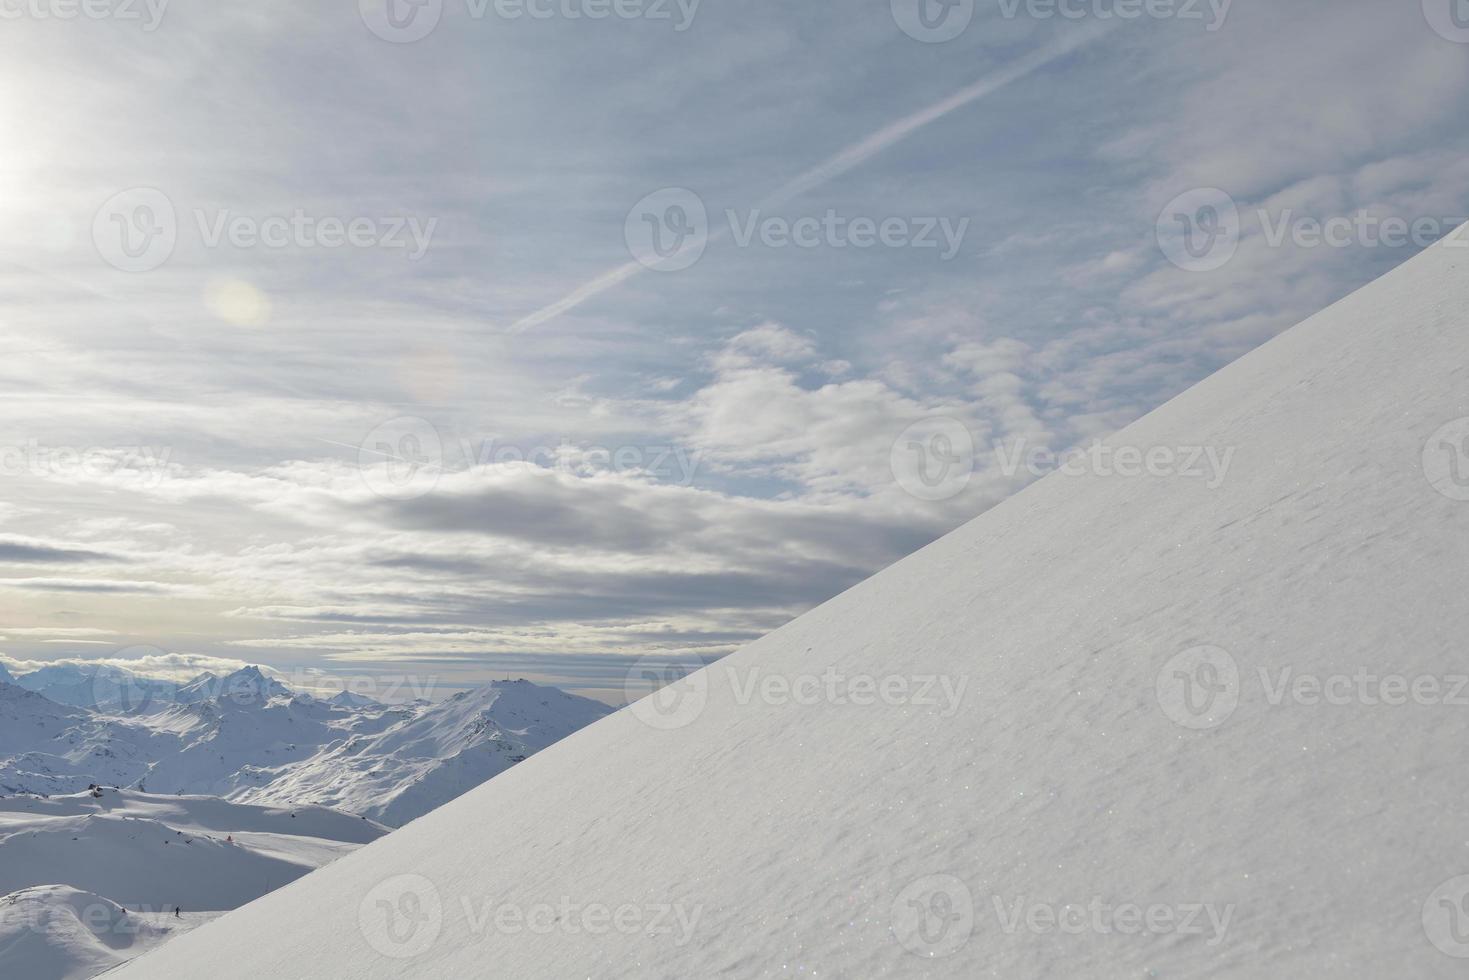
[[0, 789, 386, 907], [106, 232, 1469, 977], [0, 789, 387, 979], [0, 672, 611, 827], [0, 886, 192, 980]]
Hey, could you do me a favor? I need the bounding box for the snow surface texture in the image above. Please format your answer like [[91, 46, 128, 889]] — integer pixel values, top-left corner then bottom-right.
[[110, 235, 1469, 977], [0, 789, 387, 979], [0, 672, 612, 827]]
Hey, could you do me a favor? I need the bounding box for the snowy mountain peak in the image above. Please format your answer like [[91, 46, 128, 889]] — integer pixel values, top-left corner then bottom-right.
[[0, 662, 14, 685], [327, 690, 380, 709], [205, 666, 292, 705]]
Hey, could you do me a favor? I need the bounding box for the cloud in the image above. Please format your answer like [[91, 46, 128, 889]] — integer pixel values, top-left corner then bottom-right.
[[0, 651, 259, 683], [0, 536, 122, 564], [0, 578, 186, 595], [1, 0, 1466, 695]]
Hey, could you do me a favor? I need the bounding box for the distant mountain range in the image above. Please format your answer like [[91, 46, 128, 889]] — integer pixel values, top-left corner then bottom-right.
[[0, 666, 613, 979], [0, 665, 614, 827]]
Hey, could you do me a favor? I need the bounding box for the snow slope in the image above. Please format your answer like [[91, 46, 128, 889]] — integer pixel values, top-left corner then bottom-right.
[[108, 234, 1469, 977], [0, 789, 387, 979], [0, 673, 611, 826], [0, 789, 386, 908]]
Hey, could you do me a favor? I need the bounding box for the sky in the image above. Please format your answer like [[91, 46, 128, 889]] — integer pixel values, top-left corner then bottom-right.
[[0, 0, 1466, 703]]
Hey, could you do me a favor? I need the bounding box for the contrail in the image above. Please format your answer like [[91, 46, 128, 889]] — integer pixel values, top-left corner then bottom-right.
[[508, 23, 1115, 334]]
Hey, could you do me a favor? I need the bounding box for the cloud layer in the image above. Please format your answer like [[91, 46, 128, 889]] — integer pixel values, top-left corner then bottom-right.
[[1, 0, 1465, 701]]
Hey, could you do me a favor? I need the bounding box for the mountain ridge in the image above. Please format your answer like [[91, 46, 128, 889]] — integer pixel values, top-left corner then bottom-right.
[[0, 672, 612, 827]]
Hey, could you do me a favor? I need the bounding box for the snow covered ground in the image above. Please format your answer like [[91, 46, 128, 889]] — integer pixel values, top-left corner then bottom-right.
[[103, 231, 1469, 977], [0, 675, 609, 979], [0, 670, 612, 827], [0, 789, 388, 979], [0, 886, 210, 980]]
